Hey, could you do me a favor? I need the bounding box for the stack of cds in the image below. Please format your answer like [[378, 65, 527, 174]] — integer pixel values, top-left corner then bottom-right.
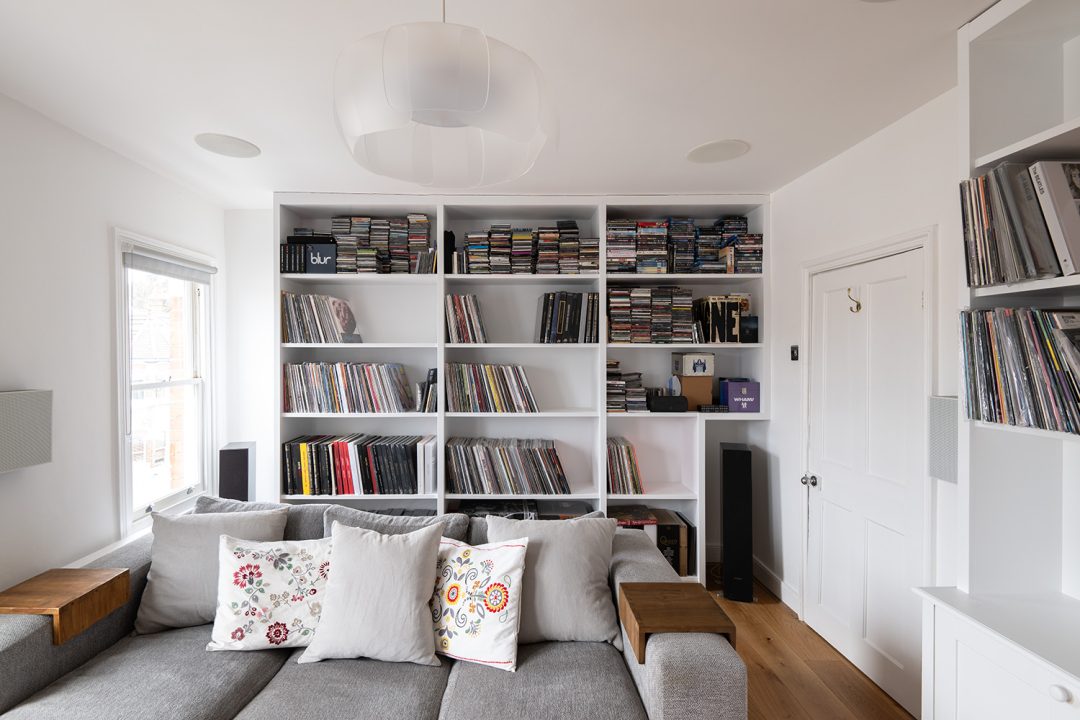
[[370, 219, 391, 272], [445, 294, 488, 343], [445, 363, 539, 413], [650, 286, 673, 343], [630, 287, 652, 343], [407, 214, 432, 273], [694, 225, 725, 273], [607, 437, 644, 494], [446, 437, 571, 495], [720, 215, 749, 235], [335, 236, 358, 273], [668, 217, 696, 273], [734, 234, 763, 274], [283, 362, 415, 414], [331, 217, 353, 236], [579, 236, 600, 274], [536, 226, 560, 274], [607, 220, 637, 273], [606, 360, 626, 412], [608, 289, 632, 343], [511, 228, 536, 273], [672, 287, 694, 342], [558, 220, 580, 274], [465, 232, 491, 274], [488, 224, 512, 274], [387, 218, 410, 273], [636, 221, 668, 273]]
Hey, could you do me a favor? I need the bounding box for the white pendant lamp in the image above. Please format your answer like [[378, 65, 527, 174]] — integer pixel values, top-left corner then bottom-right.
[[334, 5, 555, 187]]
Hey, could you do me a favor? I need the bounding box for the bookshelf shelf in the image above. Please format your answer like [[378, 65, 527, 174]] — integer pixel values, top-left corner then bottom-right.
[[972, 420, 1080, 443], [273, 192, 772, 583], [970, 274, 1080, 299], [974, 114, 1080, 170], [606, 412, 768, 421]]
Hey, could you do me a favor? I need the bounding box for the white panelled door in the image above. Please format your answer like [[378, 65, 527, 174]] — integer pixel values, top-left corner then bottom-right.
[[805, 248, 926, 716]]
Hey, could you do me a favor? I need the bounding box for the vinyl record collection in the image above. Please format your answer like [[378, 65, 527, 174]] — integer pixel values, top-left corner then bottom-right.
[[282, 362, 422, 414], [445, 294, 489, 343], [281, 434, 437, 495], [282, 214, 434, 274], [606, 360, 646, 412], [535, 291, 600, 343], [413, 369, 438, 413], [445, 437, 571, 494], [607, 436, 645, 494], [605, 216, 763, 274], [960, 307, 1080, 434], [451, 220, 599, 274], [281, 292, 361, 343], [444, 363, 539, 413]]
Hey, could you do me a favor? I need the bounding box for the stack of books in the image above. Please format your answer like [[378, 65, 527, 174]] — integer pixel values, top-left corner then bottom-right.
[[445, 437, 571, 494], [607, 437, 644, 494], [445, 294, 489, 343], [282, 362, 417, 414], [606, 219, 638, 273], [282, 434, 436, 495], [445, 363, 539, 413]]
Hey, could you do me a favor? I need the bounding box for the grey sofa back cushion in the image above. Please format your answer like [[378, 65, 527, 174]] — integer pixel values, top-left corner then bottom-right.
[[194, 495, 331, 541], [468, 510, 604, 545], [323, 506, 469, 542]]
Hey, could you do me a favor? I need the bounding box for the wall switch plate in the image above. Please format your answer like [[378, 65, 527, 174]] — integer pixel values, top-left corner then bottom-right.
[[790, 345, 799, 361]]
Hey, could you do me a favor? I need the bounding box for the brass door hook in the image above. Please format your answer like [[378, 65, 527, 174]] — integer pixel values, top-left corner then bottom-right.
[[847, 288, 861, 314]]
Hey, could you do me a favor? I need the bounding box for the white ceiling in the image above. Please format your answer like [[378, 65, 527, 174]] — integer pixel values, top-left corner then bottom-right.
[[0, 0, 994, 208]]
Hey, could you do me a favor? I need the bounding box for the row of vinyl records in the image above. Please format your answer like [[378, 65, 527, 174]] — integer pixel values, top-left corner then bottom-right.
[[281, 292, 362, 344], [282, 363, 437, 414], [606, 216, 762, 274], [450, 221, 600, 275], [444, 292, 600, 344], [607, 288, 758, 344], [960, 308, 1080, 433], [282, 435, 438, 495], [960, 161, 1080, 287], [445, 363, 538, 413], [607, 437, 644, 494], [445, 438, 571, 495]]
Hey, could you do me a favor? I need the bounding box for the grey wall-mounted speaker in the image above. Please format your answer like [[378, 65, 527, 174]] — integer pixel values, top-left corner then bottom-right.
[[0, 390, 52, 474], [928, 395, 958, 484]]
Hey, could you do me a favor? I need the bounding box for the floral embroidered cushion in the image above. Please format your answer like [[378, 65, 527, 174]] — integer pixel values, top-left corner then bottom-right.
[[430, 536, 529, 671], [207, 535, 332, 651]]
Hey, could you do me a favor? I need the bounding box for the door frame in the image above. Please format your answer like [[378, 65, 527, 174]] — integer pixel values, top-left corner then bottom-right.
[[797, 225, 938, 621]]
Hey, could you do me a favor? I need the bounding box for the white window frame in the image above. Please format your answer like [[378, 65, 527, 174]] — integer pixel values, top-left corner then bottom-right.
[[115, 228, 217, 537]]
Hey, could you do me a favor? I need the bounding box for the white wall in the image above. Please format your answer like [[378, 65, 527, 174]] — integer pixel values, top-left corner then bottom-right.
[[758, 88, 963, 607], [0, 92, 225, 589]]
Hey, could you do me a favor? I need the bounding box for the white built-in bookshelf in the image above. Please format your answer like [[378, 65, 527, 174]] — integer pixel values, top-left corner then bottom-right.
[[274, 194, 772, 582]]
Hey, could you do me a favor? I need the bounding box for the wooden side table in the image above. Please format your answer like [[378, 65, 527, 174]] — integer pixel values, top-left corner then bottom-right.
[[618, 582, 737, 663], [0, 568, 129, 644]]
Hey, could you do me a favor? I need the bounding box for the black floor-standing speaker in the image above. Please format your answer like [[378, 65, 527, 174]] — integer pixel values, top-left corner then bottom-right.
[[719, 442, 754, 602], [219, 442, 255, 502]]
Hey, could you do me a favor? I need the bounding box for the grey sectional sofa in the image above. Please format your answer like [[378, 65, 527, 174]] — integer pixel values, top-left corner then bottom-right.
[[0, 504, 746, 720]]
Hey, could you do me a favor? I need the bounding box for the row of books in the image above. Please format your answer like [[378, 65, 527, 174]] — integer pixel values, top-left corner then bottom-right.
[[445, 294, 488, 343], [535, 292, 600, 343], [610, 505, 696, 576], [606, 361, 646, 412], [608, 286, 694, 343], [282, 362, 421, 414], [281, 434, 437, 495], [328, 214, 434, 274], [606, 216, 763, 274], [445, 437, 571, 495], [960, 307, 1080, 434], [280, 292, 361, 344], [452, 221, 600, 274], [444, 363, 539, 413], [606, 436, 644, 493], [960, 161, 1080, 287]]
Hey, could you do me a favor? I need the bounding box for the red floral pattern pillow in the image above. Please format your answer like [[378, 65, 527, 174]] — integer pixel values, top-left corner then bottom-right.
[[207, 535, 332, 651]]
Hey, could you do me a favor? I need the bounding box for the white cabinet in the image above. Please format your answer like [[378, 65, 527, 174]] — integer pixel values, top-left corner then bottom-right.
[[926, 600, 1080, 720]]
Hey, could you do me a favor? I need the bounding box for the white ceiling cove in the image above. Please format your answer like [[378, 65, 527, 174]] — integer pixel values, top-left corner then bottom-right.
[[0, 0, 993, 208]]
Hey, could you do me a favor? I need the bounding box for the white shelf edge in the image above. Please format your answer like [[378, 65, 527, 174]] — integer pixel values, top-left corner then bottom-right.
[[445, 274, 599, 283], [445, 343, 601, 349], [606, 343, 763, 350], [281, 412, 437, 419], [281, 343, 438, 349], [606, 411, 768, 421], [280, 273, 438, 284], [281, 494, 438, 501], [444, 493, 600, 500], [974, 115, 1080, 169], [971, 274, 1080, 298], [608, 493, 697, 501], [970, 420, 1080, 443], [604, 273, 763, 282], [444, 410, 598, 418]]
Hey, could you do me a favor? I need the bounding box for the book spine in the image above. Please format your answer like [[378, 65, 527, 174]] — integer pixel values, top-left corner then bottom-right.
[[1030, 162, 1077, 275]]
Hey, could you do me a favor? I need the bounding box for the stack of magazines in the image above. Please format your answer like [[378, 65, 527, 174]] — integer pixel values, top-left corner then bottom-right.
[[607, 436, 644, 494], [960, 308, 1080, 433], [283, 362, 415, 413], [445, 363, 539, 413], [445, 437, 571, 494]]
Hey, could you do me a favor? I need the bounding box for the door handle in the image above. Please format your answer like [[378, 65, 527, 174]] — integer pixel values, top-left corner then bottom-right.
[[809, 475, 819, 487], [800, 474, 810, 486]]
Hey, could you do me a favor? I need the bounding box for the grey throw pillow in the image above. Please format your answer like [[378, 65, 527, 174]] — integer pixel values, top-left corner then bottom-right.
[[323, 505, 469, 542], [299, 521, 443, 666], [468, 510, 605, 545], [135, 509, 288, 634], [486, 515, 620, 646], [194, 495, 331, 541]]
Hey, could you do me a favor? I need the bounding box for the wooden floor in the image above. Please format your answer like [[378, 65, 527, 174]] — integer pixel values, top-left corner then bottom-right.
[[707, 569, 913, 720]]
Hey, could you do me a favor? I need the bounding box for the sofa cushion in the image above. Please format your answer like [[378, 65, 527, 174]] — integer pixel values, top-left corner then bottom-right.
[[467, 510, 605, 546], [438, 641, 647, 720], [235, 649, 452, 720], [323, 505, 469, 542], [194, 495, 332, 541], [3, 625, 289, 720]]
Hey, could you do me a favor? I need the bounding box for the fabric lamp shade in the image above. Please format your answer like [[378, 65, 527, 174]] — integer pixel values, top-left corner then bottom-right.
[[334, 22, 555, 187]]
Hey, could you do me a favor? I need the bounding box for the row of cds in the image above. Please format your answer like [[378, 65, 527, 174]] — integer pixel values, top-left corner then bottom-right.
[[606, 436, 644, 494], [445, 437, 571, 495], [606, 216, 763, 274], [456, 221, 600, 274], [607, 286, 694, 344], [445, 294, 488, 343], [961, 308, 1080, 434], [607, 360, 646, 412], [329, 214, 434, 274], [444, 363, 539, 413], [282, 362, 419, 414], [280, 292, 360, 344], [281, 434, 437, 496]]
